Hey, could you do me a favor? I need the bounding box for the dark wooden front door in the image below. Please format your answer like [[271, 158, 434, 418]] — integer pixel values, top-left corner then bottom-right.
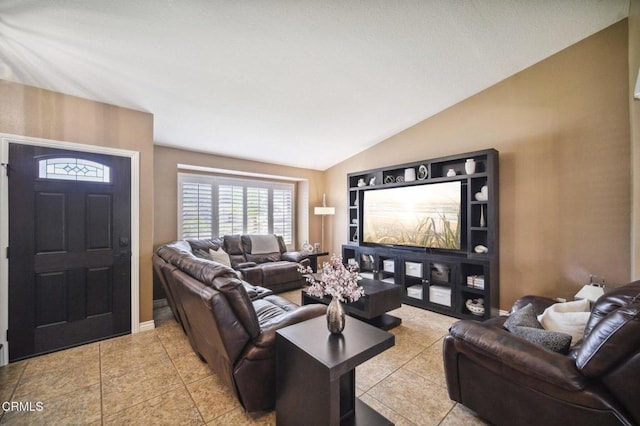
[[8, 144, 131, 362]]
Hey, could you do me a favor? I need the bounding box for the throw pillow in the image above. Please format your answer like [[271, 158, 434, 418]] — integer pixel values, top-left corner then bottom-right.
[[209, 247, 231, 267], [510, 326, 572, 354], [504, 303, 543, 331], [538, 299, 590, 348]]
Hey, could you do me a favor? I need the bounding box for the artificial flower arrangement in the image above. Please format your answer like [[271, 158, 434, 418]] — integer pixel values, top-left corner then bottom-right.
[[299, 254, 365, 302]]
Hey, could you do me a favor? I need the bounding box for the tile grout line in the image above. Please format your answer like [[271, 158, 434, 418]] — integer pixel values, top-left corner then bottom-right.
[[99, 331, 190, 422], [159, 327, 207, 425], [99, 342, 104, 425], [0, 360, 29, 423]]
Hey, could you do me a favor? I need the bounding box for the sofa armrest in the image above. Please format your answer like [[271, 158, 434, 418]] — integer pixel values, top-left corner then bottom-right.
[[281, 251, 308, 263], [511, 295, 558, 315], [236, 261, 258, 269], [448, 320, 586, 391], [249, 305, 327, 354]]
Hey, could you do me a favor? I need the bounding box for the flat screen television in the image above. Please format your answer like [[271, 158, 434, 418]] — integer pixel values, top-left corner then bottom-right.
[[362, 181, 463, 250]]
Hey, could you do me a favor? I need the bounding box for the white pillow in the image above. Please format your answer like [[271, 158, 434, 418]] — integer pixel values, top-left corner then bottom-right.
[[209, 247, 231, 267], [537, 299, 591, 348]]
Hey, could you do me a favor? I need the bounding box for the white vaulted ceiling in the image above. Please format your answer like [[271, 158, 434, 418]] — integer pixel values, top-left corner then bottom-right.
[[0, 1, 630, 170]]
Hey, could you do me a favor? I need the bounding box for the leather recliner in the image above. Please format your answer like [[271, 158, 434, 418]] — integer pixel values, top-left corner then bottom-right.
[[443, 280, 640, 426], [153, 241, 326, 412]]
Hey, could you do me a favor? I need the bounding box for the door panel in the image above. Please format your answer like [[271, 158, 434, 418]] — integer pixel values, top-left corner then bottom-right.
[[86, 194, 112, 250], [35, 192, 67, 253], [8, 144, 131, 361]]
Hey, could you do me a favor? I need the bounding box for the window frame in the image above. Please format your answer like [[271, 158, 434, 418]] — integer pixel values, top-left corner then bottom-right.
[[178, 172, 296, 248], [38, 157, 111, 183]]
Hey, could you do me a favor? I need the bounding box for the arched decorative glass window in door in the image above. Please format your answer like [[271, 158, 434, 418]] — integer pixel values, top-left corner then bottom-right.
[[38, 157, 111, 183]]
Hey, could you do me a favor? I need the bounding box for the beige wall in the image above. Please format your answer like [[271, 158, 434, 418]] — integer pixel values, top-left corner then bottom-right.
[[326, 20, 631, 309], [0, 80, 155, 322], [631, 0, 640, 280], [153, 145, 326, 250]]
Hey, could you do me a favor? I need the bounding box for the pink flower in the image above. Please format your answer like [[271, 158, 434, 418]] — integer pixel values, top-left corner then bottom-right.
[[299, 254, 364, 302]]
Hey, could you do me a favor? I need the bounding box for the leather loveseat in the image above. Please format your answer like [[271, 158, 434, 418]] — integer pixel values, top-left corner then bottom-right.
[[443, 280, 640, 425], [153, 240, 326, 412], [189, 234, 310, 293]]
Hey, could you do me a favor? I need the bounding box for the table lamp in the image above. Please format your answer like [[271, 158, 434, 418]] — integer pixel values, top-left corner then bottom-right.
[[575, 275, 605, 303]]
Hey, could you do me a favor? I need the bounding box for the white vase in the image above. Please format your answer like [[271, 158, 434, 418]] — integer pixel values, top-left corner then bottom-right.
[[479, 206, 486, 227], [465, 159, 476, 175], [404, 168, 416, 182]]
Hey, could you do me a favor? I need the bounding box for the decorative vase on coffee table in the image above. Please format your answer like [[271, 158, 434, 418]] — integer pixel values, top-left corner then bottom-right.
[[327, 297, 346, 334]]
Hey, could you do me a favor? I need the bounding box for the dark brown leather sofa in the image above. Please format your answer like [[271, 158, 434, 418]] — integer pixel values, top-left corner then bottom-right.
[[153, 240, 326, 412], [189, 234, 310, 293], [443, 281, 640, 426]]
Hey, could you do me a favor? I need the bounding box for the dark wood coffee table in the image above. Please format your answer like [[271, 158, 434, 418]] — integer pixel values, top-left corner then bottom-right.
[[276, 316, 394, 425], [302, 277, 402, 330]]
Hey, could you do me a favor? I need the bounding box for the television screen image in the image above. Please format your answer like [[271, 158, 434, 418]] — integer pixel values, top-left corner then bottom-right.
[[363, 181, 462, 250]]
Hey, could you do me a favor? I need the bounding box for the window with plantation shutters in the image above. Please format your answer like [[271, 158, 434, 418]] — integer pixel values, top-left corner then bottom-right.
[[178, 173, 295, 246], [218, 185, 244, 235], [180, 182, 213, 239], [273, 189, 293, 243], [246, 187, 269, 234]]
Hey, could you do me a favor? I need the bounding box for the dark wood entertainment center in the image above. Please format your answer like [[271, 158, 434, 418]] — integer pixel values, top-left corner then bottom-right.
[[343, 149, 499, 319]]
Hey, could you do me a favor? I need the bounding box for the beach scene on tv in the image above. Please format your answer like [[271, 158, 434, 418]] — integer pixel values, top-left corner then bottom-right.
[[363, 182, 462, 250]]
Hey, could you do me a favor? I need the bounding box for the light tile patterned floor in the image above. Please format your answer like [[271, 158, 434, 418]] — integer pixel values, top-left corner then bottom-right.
[[0, 290, 487, 425]]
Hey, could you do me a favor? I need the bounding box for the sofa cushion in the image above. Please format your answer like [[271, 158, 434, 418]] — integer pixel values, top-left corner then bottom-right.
[[253, 295, 309, 328], [256, 261, 301, 286], [504, 303, 543, 331], [209, 247, 232, 267], [192, 249, 210, 259], [187, 238, 224, 252], [253, 298, 292, 324], [242, 282, 273, 300], [246, 252, 282, 263], [223, 235, 248, 267], [510, 326, 572, 353], [537, 299, 590, 348]]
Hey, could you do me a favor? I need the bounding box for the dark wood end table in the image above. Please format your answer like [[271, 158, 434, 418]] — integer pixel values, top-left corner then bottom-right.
[[276, 316, 394, 425], [306, 251, 329, 272]]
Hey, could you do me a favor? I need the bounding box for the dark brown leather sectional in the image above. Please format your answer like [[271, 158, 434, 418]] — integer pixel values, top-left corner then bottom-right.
[[444, 281, 640, 425], [153, 240, 326, 412], [189, 234, 310, 293]]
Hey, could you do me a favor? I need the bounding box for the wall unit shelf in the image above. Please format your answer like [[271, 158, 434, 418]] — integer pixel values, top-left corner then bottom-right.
[[343, 149, 499, 319]]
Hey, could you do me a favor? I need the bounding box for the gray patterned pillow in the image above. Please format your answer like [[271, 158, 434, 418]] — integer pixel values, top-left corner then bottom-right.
[[504, 303, 543, 331], [510, 326, 572, 353]]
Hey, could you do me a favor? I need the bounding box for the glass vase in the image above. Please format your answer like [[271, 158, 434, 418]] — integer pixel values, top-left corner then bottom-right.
[[327, 297, 346, 334]]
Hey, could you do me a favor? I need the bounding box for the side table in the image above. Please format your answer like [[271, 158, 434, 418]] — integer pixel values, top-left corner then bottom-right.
[[306, 251, 329, 273], [276, 316, 394, 425]]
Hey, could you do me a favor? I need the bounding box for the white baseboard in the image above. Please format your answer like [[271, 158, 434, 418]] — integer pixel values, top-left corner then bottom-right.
[[138, 320, 155, 332]]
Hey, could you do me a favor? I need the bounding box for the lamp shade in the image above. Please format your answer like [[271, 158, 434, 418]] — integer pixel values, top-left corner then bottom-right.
[[575, 284, 605, 303], [314, 206, 335, 215]]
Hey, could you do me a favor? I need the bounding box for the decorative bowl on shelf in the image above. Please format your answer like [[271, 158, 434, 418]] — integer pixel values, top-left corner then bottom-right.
[[465, 298, 485, 316], [474, 192, 488, 201]]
